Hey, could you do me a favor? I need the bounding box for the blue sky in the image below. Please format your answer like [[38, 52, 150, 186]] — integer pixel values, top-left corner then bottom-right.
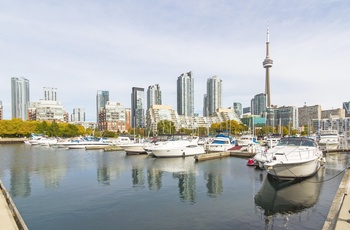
[[1, 0, 349, 121]]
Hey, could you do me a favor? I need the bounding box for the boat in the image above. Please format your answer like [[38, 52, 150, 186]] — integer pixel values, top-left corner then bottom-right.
[[236, 133, 257, 146], [264, 135, 281, 149], [204, 134, 235, 152], [120, 140, 153, 155], [148, 136, 205, 158], [260, 137, 324, 180], [53, 136, 110, 149], [318, 129, 340, 150]]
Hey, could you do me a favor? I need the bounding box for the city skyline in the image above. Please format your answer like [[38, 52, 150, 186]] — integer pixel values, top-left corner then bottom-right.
[[1, 1, 350, 121]]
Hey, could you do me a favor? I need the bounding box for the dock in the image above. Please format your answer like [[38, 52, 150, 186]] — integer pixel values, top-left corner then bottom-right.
[[0, 138, 24, 144], [195, 152, 231, 161], [0, 180, 28, 230], [103, 146, 124, 151], [323, 148, 350, 154]]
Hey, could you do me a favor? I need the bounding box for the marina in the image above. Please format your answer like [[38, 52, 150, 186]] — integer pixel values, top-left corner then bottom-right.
[[0, 143, 350, 229]]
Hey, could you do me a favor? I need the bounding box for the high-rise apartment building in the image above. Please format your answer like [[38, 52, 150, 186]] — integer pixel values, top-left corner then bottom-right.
[[233, 102, 242, 118], [11, 77, 30, 120], [98, 102, 129, 132], [0, 100, 3, 120], [298, 104, 321, 127], [251, 93, 266, 116], [96, 90, 109, 125], [71, 108, 86, 122], [177, 71, 194, 116], [131, 87, 144, 128], [28, 100, 68, 122], [147, 84, 162, 111], [343, 101, 350, 117], [44, 87, 57, 101], [204, 76, 222, 116]]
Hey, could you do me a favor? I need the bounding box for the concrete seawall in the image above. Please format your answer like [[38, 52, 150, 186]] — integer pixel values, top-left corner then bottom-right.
[[323, 165, 350, 230], [0, 180, 28, 230]]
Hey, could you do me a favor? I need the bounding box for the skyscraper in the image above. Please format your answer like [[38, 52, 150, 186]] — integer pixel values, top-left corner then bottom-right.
[[96, 90, 109, 123], [251, 93, 267, 116], [147, 84, 162, 111], [0, 100, 3, 120], [71, 108, 86, 122], [204, 76, 222, 116], [11, 77, 30, 120], [233, 102, 242, 118], [177, 71, 194, 116], [263, 23, 273, 109], [44, 87, 57, 101], [131, 87, 144, 128]]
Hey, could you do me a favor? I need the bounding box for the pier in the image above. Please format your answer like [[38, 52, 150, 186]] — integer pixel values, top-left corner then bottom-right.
[[0, 180, 28, 230], [0, 138, 24, 144]]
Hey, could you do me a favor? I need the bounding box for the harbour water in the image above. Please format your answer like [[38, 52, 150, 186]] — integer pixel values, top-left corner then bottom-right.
[[0, 144, 349, 230]]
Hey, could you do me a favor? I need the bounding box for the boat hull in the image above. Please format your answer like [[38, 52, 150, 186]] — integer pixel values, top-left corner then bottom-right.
[[264, 158, 321, 180], [151, 146, 205, 158]]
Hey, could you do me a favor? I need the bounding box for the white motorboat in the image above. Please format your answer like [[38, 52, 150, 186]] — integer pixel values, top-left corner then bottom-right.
[[265, 137, 281, 149], [261, 137, 324, 180], [318, 129, 340, 150], [236, 134, 257, 146], [120, 141, 153, 154], [149, 136, 205, 158], [204, 134, 235, 152]]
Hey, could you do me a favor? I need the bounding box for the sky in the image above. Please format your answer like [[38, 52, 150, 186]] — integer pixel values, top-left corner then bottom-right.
[[1, 0, 349, 121]]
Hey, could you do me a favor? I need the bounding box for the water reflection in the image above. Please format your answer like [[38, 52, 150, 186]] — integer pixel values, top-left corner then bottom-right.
[[254, 169, 324, 228]]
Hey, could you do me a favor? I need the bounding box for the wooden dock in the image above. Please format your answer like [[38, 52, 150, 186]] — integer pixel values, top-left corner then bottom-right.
[[103, 146, 124, 151], [322, 148, 350, 153], [195, 152, 231, 162], [0, 138, 24, 144], [229, 151, 255, 158], [0, 180, 28, 230]]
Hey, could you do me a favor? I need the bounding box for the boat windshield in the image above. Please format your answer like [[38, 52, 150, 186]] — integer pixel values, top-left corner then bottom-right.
[[277, 138, 316, 147]]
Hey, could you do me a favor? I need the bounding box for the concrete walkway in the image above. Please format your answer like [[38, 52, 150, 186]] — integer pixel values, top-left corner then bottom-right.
[[0, 180, 27, 230], [323, 165, 350, 230]]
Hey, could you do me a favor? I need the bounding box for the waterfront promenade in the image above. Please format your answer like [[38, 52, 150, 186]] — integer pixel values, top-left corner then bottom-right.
[[323, 164, 350, 230], [0, 180, 28, 230]]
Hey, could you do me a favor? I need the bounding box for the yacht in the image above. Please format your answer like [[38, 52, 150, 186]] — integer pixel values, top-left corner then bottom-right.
[[204, 134, 235, 152], [258, 137, 324, 180], [318, 129, 340, 150], [149, 136, 205, 158], [236, 133, 257, 146]]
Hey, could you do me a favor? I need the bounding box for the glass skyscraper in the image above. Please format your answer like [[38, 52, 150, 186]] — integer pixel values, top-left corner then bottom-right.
[[131, 87, 144, 128], [11, 77, 30, 120], [147, 84, 162, 110], [204, 76, 222, 116], [96, 90, 109, 123], [177, 71, 194, 116]]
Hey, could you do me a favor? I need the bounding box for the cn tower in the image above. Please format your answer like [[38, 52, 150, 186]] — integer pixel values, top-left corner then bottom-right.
[[263, 23, 273, 108]]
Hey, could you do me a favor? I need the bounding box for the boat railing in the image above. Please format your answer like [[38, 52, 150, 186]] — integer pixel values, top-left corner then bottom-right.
[[280, 148, 318, 161]]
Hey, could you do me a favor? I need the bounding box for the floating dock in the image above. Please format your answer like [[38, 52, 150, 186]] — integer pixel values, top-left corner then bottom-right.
[[0, 180, 28, 230], [0, 138, 24, 144], [195, 152, 231, 161], [103, 146, 124, 151]]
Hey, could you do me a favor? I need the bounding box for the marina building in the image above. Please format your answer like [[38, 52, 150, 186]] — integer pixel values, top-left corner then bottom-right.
[[96, 90, 109, 128], [146, 105, 241, 135], [98, 101, 129, 132], [147, 84, 162, 110], [233, 102, 242, 118], [177, 71, 194, 117], [28, 100, 68, 122], [71, 108, 86, 122], [11, 77, 30, 120], [44, 87, 57, 101], [311, 117, 350, 134], [131, 87, 145, 128]]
